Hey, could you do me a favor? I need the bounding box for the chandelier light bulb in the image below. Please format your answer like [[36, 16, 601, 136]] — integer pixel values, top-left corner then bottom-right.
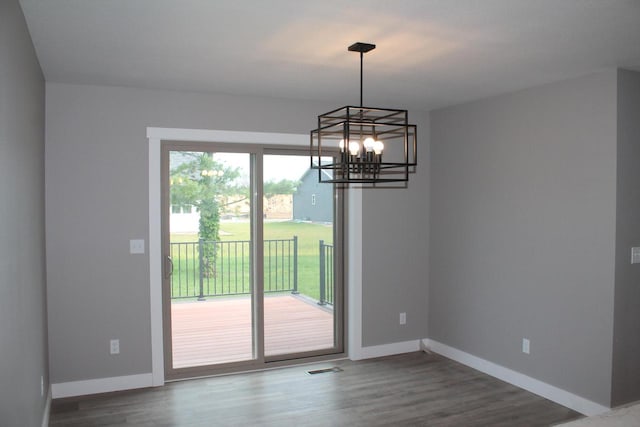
[[363, 137, 375, 152], [339, 139, 346, 152], [348, 141, 360, 156], [373, 140, 384, 155]]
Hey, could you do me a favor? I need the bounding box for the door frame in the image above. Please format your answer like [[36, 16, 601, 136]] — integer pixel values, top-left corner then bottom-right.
[[148, 127, 360, 385]]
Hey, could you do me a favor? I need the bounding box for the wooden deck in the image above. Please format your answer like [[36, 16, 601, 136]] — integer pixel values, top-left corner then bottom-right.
[[171, 295, 334, 368]]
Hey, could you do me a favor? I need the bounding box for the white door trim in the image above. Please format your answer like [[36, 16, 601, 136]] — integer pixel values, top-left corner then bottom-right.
[[147, 127, 363, 385], [148, 135, 163, 385], [347, 188, 363, 360]]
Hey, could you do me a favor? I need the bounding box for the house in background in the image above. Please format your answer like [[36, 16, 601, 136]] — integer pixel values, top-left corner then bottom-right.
[[169, 205, 199, 233], [3, 1, 640, 426], [292, 169, 333, 223]]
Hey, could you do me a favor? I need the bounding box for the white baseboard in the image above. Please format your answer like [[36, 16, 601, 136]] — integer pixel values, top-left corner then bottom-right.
[[352, 339, 421, 361], [51, 373, 153, 399], [48, 341, 607, 416], [423, 339, 610, 417], [41, 386, 51, 427]]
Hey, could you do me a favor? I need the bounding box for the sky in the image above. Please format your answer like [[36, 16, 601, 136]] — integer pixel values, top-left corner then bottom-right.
[[214, 153, 311, 183], [170, 151, 319, 186]]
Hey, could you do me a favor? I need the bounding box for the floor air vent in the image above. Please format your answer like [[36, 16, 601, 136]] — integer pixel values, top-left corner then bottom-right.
[[307, 367, 343, 375]]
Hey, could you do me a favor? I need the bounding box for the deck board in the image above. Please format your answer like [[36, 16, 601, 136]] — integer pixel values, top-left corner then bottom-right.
[[171, 295, 334, 368]]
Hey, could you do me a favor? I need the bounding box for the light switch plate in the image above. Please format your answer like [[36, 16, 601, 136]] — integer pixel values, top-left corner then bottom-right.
[[631, 247, 640, 264], [130, 239, 145, 254], [110, 339, 120, 354]]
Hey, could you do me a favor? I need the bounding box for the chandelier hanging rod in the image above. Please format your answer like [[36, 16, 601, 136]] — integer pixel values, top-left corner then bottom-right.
[[348, 42, 375, 107]]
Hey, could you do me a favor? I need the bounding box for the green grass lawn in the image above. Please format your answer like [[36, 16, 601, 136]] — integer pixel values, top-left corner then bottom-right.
[[170, 221, 333, 302]]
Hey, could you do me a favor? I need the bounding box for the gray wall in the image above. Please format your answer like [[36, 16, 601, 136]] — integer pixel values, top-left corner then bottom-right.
[[0, 1, 48, 426], [361, 116, 430, 347], [45, 81, 429, 383], [611, 69, 640, 406], [429, 71, 618, 406]]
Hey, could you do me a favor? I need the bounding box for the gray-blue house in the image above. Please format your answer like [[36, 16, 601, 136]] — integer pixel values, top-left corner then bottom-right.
[[292, 168, 333, 223]]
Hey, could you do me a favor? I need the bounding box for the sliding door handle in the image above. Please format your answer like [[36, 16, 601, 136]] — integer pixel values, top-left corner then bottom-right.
[[165, 255, 173, 279]]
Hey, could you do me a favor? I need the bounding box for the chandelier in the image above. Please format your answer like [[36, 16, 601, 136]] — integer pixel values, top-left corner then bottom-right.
[[310, 42, 417, 185]]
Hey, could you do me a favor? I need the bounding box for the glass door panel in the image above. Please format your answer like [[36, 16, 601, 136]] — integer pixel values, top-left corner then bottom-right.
[[167, 150, 253, 369], [263, 154, 336, 357]]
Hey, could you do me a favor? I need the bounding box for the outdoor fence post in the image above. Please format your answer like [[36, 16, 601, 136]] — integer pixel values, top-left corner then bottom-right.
[[292, 235, 299, 294], [318, 240, 326, 305], [198, 238, 206, 301]]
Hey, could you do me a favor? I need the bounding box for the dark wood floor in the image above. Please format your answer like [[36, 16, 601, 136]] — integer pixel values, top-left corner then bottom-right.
[[49, 351, 583, 427]]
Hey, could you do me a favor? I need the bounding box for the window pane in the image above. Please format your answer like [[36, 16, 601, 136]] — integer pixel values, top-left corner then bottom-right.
[[263, 154, 335, 357]]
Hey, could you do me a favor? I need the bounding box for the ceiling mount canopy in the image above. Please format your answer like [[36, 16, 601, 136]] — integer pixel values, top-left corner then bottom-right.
[[311, 42, 417, 185]]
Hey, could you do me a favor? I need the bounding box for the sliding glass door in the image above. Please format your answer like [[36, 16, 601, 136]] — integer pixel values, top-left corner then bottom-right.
[[263, 154, 338, 359], [164, 148, 254, 372], [162, 143, 342, 379]]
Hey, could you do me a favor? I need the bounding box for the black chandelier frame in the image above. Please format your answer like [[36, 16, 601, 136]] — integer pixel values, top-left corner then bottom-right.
[[310, 42, 417, 185]]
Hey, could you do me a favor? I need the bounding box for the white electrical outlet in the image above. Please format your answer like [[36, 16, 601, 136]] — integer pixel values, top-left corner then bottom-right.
[[399, 312, 407, 325], [110, 339, 120, 355], [129, 239, 145, 254], [522, 338, 530, 355], [631, 247, 640, 264]]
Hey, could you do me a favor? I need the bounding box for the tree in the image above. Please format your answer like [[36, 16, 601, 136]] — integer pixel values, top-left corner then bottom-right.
[[263, 179, 299, 198], [170, 152, 242, 276]]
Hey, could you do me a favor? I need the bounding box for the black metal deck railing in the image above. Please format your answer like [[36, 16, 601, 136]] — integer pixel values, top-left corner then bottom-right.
[[170, 236, 335, 306], [170, 237, 298, 300], [318, 240, 334, 306], [264, 237, 299, 296]]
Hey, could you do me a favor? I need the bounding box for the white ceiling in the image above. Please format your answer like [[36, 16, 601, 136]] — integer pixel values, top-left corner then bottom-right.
[[19, 0, 640, 111]]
